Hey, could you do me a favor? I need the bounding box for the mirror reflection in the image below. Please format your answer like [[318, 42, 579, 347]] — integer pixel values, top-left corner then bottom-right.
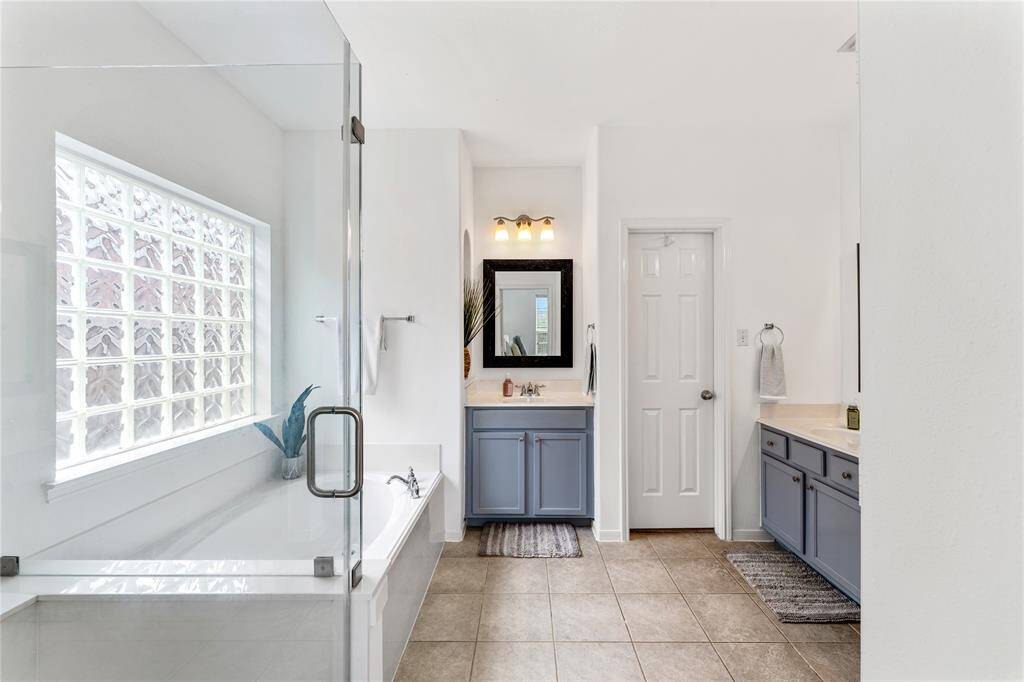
[[496, 270, 560, 357], [483, 259, 573, 368]]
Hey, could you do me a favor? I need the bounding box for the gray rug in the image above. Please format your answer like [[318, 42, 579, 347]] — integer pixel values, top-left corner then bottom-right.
[[479, 522, 582, 558], [726, 551, 860, 623]]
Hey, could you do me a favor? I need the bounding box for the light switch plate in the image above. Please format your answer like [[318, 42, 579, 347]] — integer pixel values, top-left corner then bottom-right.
[[736, 329, 749, 346]]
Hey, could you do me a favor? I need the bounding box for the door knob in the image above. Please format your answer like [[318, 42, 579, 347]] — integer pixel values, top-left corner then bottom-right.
[[700, 389, 715, 400]]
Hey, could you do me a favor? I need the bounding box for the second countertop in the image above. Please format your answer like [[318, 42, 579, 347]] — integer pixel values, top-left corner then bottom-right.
[[757, 404, 861, 458]]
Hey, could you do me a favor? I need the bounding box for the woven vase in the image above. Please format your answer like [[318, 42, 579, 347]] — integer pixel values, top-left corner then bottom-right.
[[464, 347, 471, 378]]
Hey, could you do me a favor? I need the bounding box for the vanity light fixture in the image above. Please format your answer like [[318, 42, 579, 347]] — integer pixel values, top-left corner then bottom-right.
[[493, 214, 555, 242]]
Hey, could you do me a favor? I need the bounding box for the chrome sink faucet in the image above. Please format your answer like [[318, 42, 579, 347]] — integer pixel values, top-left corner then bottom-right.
[[520, 381, 546, 398], [386, 467, 421, 499]]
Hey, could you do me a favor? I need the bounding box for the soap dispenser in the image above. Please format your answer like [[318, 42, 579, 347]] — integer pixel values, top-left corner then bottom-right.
[[502, 373, 514, 398]]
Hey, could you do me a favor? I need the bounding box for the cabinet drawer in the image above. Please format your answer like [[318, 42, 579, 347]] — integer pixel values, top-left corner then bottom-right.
[[760, 428, 788, 459], [827, 453, 859, 494], [472, 409, 588, 431], [790, 440, 825, 476]]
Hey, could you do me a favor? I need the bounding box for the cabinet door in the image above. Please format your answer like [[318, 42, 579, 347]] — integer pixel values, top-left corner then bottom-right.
[[471, 431, 527, 515], [806, 481, 861, 600], [761, 454, 804, 552], [531, 432, 588, 516]]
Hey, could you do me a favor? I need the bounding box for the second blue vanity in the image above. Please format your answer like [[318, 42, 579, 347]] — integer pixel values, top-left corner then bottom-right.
[[759, 421, 861, 603], [465, 406, 594, 525]]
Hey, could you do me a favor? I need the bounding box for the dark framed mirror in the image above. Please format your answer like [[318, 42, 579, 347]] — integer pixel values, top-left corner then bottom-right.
[[483, 259, 573, 368]]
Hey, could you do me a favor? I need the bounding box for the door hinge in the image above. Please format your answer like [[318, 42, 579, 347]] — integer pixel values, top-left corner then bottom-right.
[[351, 559, 362, 589], [313, 556, 334, 577], [1, 556, 20, 577], [350, 116, 365, 145]]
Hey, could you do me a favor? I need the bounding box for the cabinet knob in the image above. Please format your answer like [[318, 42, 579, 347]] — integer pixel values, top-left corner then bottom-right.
[[808, 484, 815, 491], [518, 436, 524, 442], [841, 471, 853, 480], [766, 440, 775, 447], [791, 475, 800, 483]]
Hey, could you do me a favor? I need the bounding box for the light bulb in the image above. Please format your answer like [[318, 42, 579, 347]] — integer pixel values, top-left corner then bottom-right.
[[517, 225, 533, 240], [493, 219, 509, 241], [539, 219, 555, 241]]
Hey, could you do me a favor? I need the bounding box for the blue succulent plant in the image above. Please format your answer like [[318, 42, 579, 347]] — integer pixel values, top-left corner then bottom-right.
[[255, 384, 319, 458]]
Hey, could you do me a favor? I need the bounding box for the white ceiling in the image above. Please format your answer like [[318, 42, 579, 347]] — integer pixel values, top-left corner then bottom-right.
[[328, 1, 858, 166]]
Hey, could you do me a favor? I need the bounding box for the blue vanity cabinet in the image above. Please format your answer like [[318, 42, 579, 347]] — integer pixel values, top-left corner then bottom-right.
[[760, 425, 861, 603], [471, 431, 527, 515], [532, 432, 588, 516], [466, 407, 593, 524], [806, 479, 861, 601]]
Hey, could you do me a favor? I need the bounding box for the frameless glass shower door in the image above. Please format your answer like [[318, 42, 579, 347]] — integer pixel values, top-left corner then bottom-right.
[[1, 2, 364, 679]]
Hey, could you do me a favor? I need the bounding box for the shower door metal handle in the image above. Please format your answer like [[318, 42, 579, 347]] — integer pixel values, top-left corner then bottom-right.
[[306, 406, 364, 498]]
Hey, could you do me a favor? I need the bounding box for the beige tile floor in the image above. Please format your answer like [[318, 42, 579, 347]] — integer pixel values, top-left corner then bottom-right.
[[395, 529, 860, 681]]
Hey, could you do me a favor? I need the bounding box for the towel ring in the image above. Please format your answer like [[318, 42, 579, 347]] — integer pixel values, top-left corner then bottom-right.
[[759, 323, 784, 344]]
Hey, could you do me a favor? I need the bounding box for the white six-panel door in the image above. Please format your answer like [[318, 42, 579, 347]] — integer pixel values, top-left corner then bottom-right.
[[627, 232, 715, 528]]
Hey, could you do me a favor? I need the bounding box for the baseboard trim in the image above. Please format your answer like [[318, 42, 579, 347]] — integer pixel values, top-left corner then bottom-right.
[[445, 522, 466, 543], [591, 524, 625, 542], [732, 528, 773, 542]]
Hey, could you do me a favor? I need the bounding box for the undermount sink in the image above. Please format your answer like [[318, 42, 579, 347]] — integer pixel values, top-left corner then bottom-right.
[[808, 426, 861, 448], [501, 395, 551, 404]]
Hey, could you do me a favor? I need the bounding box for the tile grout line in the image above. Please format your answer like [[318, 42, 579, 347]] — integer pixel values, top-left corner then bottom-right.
[[467, 558, 488, 682], [708, 642, 738, 682], [788, 641, 830, 682], [546, 560, 559, 682]]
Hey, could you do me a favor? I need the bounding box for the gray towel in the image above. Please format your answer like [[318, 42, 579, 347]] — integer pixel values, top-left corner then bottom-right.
[[759, 342, 787, 400], [585, 342, 597, 396]]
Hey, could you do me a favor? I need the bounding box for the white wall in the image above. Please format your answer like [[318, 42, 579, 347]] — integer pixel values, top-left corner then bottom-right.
[[471, 166, 584, 381], [362, 129, 465, 540], [838, 113, 861, 407], [860, 3, 1023, 678], [282, 131, 350, 466], [593, 125, 844, 539], [0, 2, 286, 556]]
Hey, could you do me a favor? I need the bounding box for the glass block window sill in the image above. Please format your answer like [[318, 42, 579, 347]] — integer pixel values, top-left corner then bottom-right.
[[46, 413, 276, 502]]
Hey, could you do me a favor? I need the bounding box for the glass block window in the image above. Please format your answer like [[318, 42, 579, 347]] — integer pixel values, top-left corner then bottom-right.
[[55, 141, 254, 470]]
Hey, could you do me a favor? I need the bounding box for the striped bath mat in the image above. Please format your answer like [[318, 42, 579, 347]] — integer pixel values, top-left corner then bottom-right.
[[479, 522, 582, 558], [726, 551, 860, 623]]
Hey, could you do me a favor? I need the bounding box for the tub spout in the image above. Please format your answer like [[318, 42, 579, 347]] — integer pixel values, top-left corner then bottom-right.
[[386, 467, 421, 499]]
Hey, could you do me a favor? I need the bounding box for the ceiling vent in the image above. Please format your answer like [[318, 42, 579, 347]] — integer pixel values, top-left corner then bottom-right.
[[837, 33, 857, 53]]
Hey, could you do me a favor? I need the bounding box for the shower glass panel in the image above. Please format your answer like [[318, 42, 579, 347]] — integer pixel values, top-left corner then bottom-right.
[[1, 2, 362, 679]]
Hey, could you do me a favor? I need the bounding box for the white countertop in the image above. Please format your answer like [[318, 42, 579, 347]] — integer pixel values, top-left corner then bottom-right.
[[465, 379, 594, 407], [465, 393, 595, 407], [757, 404, 860, 458]]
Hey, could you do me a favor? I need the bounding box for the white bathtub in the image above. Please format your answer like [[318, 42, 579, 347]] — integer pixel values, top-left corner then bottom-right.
[[25, 470, 441, 577], [6, 453, 446, 682]]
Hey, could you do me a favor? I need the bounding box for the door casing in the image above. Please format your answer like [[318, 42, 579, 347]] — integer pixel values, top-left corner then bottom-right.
[[618, 218, 732, 541]]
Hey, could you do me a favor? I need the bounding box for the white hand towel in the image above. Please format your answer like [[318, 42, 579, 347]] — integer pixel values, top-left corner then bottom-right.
[[362, 314, 384, 396], [759, 342, 787, 400]]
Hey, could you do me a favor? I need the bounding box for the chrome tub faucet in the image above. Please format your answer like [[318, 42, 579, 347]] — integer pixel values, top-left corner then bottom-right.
[[387, 467, 421, 499]]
